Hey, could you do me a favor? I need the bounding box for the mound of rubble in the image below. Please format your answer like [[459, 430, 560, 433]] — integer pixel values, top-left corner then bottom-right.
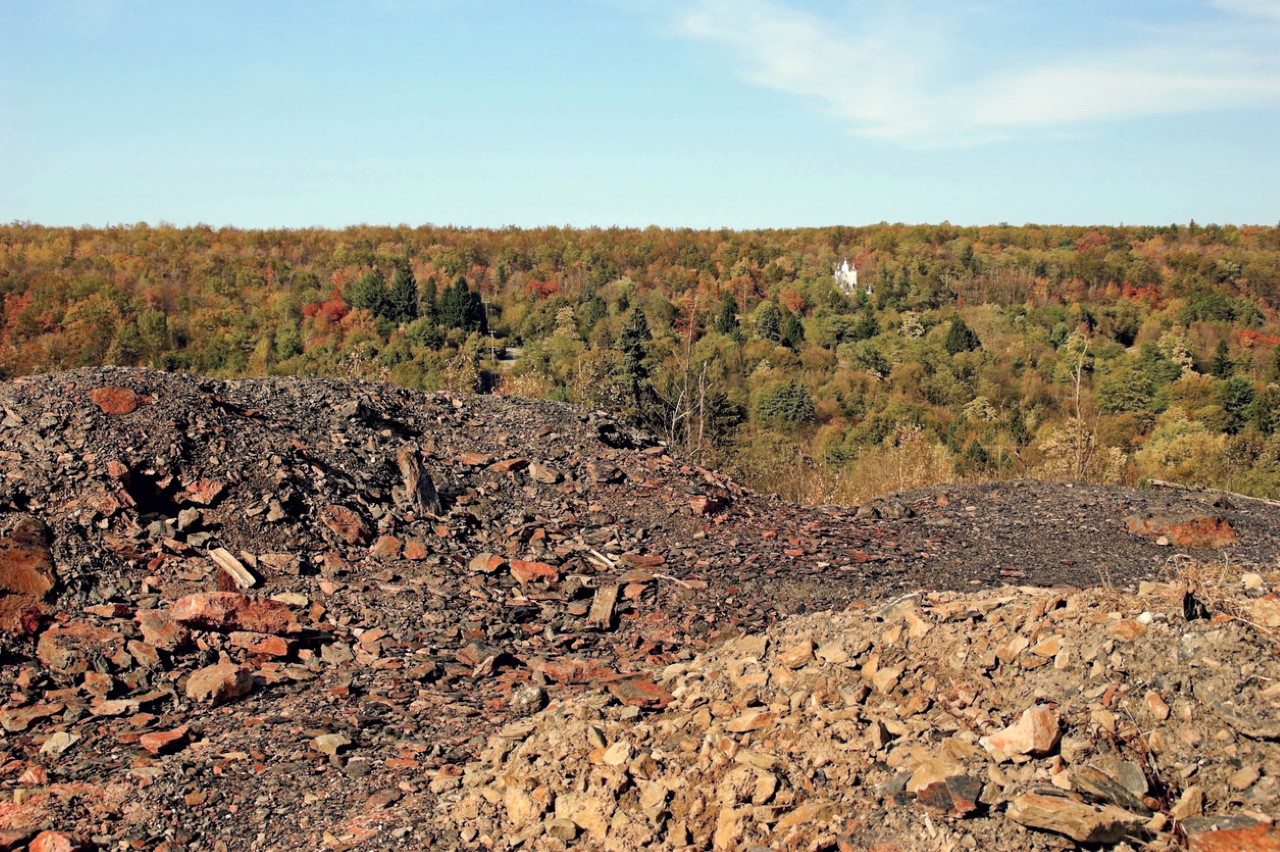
[[0, 367, 1278, 850], [439, 571, 1280, 851]]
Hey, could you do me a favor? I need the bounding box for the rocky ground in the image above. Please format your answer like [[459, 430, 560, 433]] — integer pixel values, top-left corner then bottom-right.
[[440, 574, 1280, 851], [0, 368, 1277, 851]]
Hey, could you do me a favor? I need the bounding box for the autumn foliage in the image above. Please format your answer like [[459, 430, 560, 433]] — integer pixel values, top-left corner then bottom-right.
[[3, 220, 1280, 501]]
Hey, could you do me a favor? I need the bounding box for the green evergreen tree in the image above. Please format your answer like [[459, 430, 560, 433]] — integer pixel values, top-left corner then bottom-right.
[[578, 295, 607, 336], [756, 302, 782, 343], [714, 291, 739, 335], [386, 262, 419, 323], [107, 320, 144, 365], [960, 439, 990, 474], [618, 308, 652, 418], [1249, 384, 1280, 434], [420, 276, 439, 324], [137, 308, 170, 364], [1219, 376, 1256, 434], [851, 310, 878, 341], [944, 316, 982, 355], [753, 381, 817, 430], [1097, 362, 1156, 413], [348, 269, 388, 316], [781, 310, 805, 349], [274, 320, 303, 360], [439, 277, 469, 329], [462, 288, 488, 333], [1210, 340, 1234, 378]]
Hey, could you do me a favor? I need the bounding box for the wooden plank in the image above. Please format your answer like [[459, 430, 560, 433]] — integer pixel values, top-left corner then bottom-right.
[[587, 583, 620, 630]]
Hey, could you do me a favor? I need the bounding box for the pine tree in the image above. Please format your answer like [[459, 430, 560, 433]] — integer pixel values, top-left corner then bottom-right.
[[753, 381, 816, 430], [756, 302, 782, 343], [348, 269, 388, 316], [1210, 340, 1233, 378], [385, 262, 419, 323], [714, 291, 739, 335], [781, 310, 805, 349], [1219, 376, 1255, 433], [944, 316, 981, 355], [420, 276, 439, 324], [1249, 384, 1280, 434], [439, 277, 468, 329], [618, 308, 652, 417], [463, 288, 488, 333]]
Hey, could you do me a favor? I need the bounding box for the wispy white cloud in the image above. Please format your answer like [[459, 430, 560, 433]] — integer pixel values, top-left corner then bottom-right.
[[670, 0, 1280, 145], [1212, 0, 1280, 22]]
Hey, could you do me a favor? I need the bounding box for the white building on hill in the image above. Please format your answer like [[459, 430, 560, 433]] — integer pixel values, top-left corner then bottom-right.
[[834, 259, 870, 297]]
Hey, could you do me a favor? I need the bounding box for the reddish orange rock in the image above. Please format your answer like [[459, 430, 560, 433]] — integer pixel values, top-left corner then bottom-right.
[[170, 592, 298, 635], [229, 631, 293, 657], [1125, 513, 1238, 548], [607, 677, 674, 709], [370, 536, 403, 560], [0, 830, 36, 851], [916, 775, 983, 816], [1186, 817, 1280, 852], [689, 495, 727, 515], [37, 623, 126, 674], [139, 724, 189, 755], [403, 539, 429, 560], [88, 386, 141, 415], [0, 593, 45, 637], [137, 610, 191, 651], [540, 658, 615, 685], [29, 831, 91, 852], [469, 553, 505, 573], [318, 505, 370, 545], [0, 518, 55, 600], [186, 663, 253, 704], [179, 479, 225, 506], [510, 560, 559, 585]]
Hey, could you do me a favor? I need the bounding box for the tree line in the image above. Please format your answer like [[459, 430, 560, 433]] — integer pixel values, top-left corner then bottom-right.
[[3, 220, 1280, 502]]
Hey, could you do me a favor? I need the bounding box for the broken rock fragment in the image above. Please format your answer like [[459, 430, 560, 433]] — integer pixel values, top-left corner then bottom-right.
[[607, 677, 672, 709], [139, 724, 189, 755], [510, 560, 559, 585], [170, 592, 297, 635], [396, 445, 442, 514], [136, 610, 191, 651], [1006, 792, 1144, 844], [915, 775, 984, 816], [37, 623, 125, 675], [0, 517, 55, 599], [980, 704, 1060, 758], [87, 386, 141, 415], [318, 504, 371, 545], [185, 663, 254, 704], [28, 831, 92, 852], [313, 733, 352, 755], [1182, 815, 1280, 851], [1125, 512, 1238, 548]]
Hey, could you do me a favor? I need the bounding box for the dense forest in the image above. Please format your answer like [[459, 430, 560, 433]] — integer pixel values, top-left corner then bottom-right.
[[4, 221, 1280, 502]]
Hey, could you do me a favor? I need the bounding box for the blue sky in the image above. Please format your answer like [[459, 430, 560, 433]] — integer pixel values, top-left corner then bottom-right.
[[2, 0, 1278, 228]]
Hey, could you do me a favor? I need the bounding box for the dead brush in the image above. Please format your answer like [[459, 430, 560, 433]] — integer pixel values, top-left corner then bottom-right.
[[1089, 564, 1128, 613], [1166, 554, 1280, 658]]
